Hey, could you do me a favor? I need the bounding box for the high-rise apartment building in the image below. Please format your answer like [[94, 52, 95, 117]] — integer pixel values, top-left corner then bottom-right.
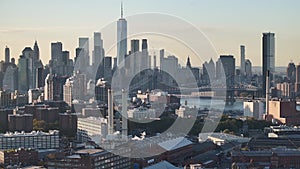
[[262, 32, 275, 96]]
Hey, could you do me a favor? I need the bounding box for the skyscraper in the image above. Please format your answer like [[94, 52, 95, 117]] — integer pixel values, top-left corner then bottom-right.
[[33, 41, 40, 61], [131, 39, 139, 53], [262, 32, 275, 96], [217, 55, 235, 88], [32, 41, 43, 89], [5, 46, 10, 63], [245, 59, 252, 82], [159, 49, 164, 71], [240, 45, 245, 76], [18, 56, 29, 92], [295, 63, 300, 97], [51, 42, 63, 63], [93, 32, 104, 66], [141, 39, 149, 69], [130, 39, 140, 72], [287, 62, 296, 83], [94, 32, 105, 80], [104, 56, 112, 82], [79, 37, 90, 66], [117, 3, 127, 67], [44, 74, 54, 101], [50, 42, 63, 76]]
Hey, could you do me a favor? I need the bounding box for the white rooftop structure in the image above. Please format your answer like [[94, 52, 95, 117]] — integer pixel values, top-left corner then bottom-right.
[[158, 137, 193, 151], [144, 160, 182, 169], [199, 132, 250, 145]]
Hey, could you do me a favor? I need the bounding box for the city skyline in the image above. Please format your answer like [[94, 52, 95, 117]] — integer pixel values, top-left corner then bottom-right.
[[1, 0, 300, 67]]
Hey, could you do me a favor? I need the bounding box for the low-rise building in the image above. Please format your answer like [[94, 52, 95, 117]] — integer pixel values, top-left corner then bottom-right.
[[199, 133, 250, 146], [0, 148, 38, 167], [268, 100, 300, 125], [128, 107, 156, 119], [47, 148, 131, 169], [0, 130, 59, 150], [232, 148, 300, 169], [265, 125, 300, 139]]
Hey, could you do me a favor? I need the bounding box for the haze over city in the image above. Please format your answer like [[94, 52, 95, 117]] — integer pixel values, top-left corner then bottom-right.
[[1, 1, 300, 168], [1, 0, 300, 66]]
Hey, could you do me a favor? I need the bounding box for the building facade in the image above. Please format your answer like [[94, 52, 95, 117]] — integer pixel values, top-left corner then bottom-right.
[[0, 130, 59, 150], [262, 32, 275, 97]]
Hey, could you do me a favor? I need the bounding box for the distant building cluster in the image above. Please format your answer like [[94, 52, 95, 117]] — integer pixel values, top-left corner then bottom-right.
[[0, 2, 300, 169]]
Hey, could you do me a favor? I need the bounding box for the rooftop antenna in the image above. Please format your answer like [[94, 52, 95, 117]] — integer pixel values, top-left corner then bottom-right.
[[121, 1, 124, 18]]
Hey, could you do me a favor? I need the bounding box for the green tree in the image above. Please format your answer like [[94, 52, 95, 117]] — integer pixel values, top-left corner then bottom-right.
[[33, 119, 46, 131]]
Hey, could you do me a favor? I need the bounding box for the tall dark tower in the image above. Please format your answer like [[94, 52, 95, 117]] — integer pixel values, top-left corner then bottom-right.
[[33, 41, 40, 61], [186, 56, 191, 68], [117, 2, 127, 67], [287, 62, 296, 83], [296, 63, 300, 97], [141, 39, 149, 69], [5, 46, 10, 63], [262, 32, 275, 97]]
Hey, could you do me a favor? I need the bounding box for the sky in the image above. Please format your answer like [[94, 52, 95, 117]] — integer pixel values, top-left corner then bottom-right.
[[0, 0, 300, 67]]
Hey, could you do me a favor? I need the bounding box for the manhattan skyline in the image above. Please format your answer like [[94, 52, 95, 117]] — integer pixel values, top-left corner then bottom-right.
[[0, 0, 300, 67]]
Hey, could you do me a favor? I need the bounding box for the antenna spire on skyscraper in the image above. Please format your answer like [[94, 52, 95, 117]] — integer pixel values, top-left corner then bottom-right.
[[121, 1, 123, 18]]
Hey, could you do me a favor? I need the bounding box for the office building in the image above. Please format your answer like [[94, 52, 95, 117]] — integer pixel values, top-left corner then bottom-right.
[[51, 42, 63, 64], [18, 51, 31, 92], [130, 39, 140, 72], [287, 62, 296, 83], [159, 49, 164, 71], [243, 100, 264, 120], [44, 74, 54, 101], [0, 130, 59, 150], [36, 67, 44, 88], [3, 63, 18, 91], [262, 32, 275, 96], [63, 78, 73, 106], [5, 46, 10, 63], [95, 79, 110, 105], [141, 39, 149, 69], [104, 56, 112, 82], [217, 55, 235, 88], [93, 32, 104, 65], [79, 37, 90, 66], [277, 82, 294, 99], [50, 42, 72, 77], [296, 63, 300, 96], [117, 3, 127, 67], [77, 117, 107, 144], [202, 58, 215, 84], [245, 59, 252, 82], [240, 45, 245, 76]]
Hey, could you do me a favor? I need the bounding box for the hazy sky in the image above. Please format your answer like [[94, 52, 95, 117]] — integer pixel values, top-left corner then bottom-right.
[[0, 0, 300, 67]]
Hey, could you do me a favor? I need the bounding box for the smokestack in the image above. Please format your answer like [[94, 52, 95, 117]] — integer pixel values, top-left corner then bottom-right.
[[265, 70, 270, 118], [108, 89, 114, 135], [122, 89, 128, 139]]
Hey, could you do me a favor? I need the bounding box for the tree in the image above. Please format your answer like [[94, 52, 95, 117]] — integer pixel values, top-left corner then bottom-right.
[[33, 119, 46, 131]]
